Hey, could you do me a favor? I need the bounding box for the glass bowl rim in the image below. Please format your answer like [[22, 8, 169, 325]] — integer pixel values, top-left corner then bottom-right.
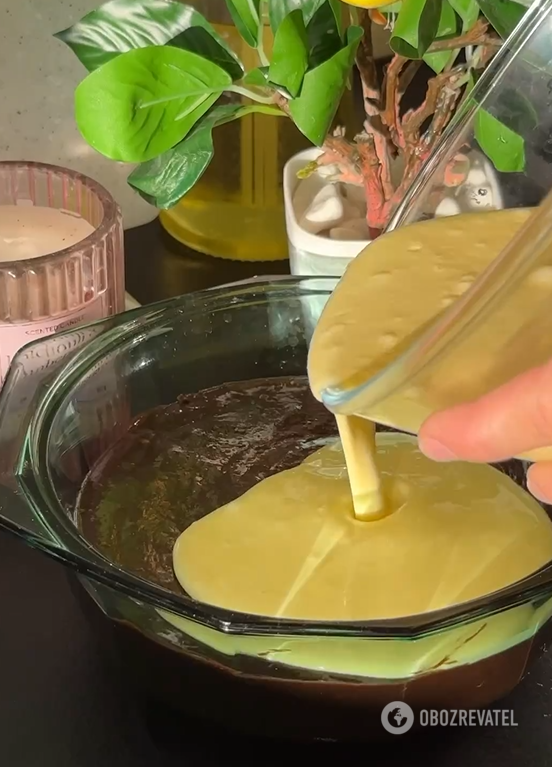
[[10, 276, 552, 639]]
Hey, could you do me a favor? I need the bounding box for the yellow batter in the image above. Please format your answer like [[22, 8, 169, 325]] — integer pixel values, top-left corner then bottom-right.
[[173, 208, 552, 623], [308, 207, 533, 400], [173, 433, 552, 620]]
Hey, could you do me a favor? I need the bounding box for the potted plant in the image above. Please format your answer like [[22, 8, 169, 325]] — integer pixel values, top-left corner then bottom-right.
[[56, 0, 527, 274]]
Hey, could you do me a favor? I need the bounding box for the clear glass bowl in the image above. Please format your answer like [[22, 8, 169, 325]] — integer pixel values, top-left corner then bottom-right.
[[1, 277, 552, 742]]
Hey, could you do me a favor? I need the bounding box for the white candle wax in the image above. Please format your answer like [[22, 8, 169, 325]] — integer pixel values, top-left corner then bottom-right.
[[0, 205, 94, 261]]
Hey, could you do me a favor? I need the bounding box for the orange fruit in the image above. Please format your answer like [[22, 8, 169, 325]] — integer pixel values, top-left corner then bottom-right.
[[341, 0, 395, 7]]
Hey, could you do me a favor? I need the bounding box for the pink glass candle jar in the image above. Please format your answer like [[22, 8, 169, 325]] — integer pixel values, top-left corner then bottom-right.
[[0, 161, 124, 385]]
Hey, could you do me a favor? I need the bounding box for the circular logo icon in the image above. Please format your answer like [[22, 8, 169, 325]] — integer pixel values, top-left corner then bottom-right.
[[381, 701, 415, 734]]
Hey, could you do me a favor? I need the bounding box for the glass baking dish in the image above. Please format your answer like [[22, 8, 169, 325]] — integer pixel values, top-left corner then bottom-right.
[[0, 277, 551, 741]]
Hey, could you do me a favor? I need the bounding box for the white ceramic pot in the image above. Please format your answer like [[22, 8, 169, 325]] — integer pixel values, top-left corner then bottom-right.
[[283, 148, 370, 278], [2, 0, 157, 230], [284, 146, 505, 280]]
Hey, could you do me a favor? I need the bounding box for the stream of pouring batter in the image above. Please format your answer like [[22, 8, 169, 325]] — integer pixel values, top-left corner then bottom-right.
[[335, 415, 386, 520]]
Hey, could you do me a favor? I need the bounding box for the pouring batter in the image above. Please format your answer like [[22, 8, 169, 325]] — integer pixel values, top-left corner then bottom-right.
[[173, 208, 552, 621], [308, 207, 543, 519], [173, 431, 552, 620]]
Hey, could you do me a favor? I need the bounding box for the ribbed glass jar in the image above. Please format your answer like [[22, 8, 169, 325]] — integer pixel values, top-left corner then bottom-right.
[[0, 161, 124, 384]]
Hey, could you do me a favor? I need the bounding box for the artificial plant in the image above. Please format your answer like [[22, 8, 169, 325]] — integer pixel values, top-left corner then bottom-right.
[[56, 0, 529, 237]]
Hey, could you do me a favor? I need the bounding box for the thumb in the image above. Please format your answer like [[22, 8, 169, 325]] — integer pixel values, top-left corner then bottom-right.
[[418, 360, 552, 463]]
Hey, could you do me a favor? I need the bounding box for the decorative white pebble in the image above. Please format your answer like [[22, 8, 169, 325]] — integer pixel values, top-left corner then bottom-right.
[[317, 163, 341, 180], [299, 184, 345, 234], [435, 197, 461, 217], [292, 174, 325, 221], [466, 167, 488, 185], [329, 217, 370, 240]]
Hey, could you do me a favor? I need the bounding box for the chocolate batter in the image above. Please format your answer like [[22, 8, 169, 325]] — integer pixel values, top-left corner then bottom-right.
[[77, 376, 337, 591]]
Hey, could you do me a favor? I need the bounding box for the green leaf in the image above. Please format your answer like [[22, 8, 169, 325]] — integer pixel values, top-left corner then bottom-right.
[[55, 0, 242, 75], [448, 0, 479, 32], [390, 0, 443, 58], [382, 2, 404, 13], [493, 88, 538, 134], [269, 0, 319, 30], [75, 45, 231, 163], [423, 0, 459, 73], [266, 0, 344, 65], [268, 0, 341, 32], [167, 28, 242, 80], [268, 10, 308, 97], [477, 0, 526, 39], [128, 103, 283, 208], [474, 109, 525, 172], [289, 26, 362, 145], [243, 67, 270, 86], [307, 0, 343, 67], [423, 49, 453, 75], [225, 0, 261, 47], [329, 0, 346, 34]]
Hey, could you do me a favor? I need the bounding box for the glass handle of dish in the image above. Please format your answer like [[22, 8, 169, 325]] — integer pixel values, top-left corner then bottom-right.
[[0, 315, 121, 541], [0, 307, 184, 614]]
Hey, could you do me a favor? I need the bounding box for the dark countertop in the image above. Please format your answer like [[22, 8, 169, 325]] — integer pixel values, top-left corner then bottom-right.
[[124, 219, 290, 305], [1, 219, 552, 766]]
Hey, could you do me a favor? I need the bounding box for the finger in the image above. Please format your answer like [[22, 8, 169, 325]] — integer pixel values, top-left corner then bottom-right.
[[418, 360, 552, 463], [527, 462, 552, 505]]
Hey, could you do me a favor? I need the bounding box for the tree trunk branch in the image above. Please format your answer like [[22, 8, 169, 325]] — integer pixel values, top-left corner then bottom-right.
[[357, 134, 387, 236], [381, 54, 408, 152], [317, 132, 365, 186], [356, 10, 394, 203], [426, 18, 499, 52], [402, 66, 465, 146]]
